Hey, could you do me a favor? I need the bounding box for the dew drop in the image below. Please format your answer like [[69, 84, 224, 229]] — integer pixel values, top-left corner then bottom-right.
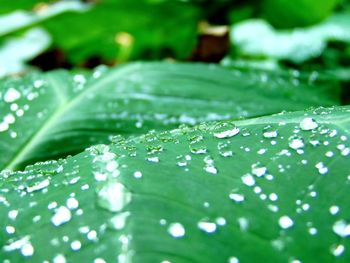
[[168, 223, 185, 238], [278, 215, 294, 229], [333, 220, 350, 237], [229, 193, 245, 203], [300, 117, 318, 131], [214, 127, 240, 139], [51, 206, 72, 226], [4, 88, 21, 103], [241, 174, 255, 186], [109, 211, 130, 230], [229, 257, 239, 263], [97, 181, 132, 212], [197, 220, 217, 233], [289, 137, 304, 150], [331, 244, 345, 257]]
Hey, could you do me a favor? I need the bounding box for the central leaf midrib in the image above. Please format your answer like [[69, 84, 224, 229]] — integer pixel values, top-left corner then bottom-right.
[[4, 64, 136, 171]]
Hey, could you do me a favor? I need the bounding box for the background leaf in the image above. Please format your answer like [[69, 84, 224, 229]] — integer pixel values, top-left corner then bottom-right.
[[1, 105, 349, 262]]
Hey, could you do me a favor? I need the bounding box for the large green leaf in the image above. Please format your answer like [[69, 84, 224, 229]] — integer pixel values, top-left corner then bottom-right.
[[0, 62, 340, 170], [1, 105, 349, 262]]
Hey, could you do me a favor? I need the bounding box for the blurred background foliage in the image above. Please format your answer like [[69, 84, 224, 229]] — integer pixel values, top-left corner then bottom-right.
[[0, 0, 349, 90]]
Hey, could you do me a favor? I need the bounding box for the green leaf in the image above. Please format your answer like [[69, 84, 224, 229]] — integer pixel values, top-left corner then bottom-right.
[[262, 0, 340, 28], [0, 1, 200, 64], [0, 62, 340, 170], [1, 105, 350, 262], [0, 1, 89, 37]]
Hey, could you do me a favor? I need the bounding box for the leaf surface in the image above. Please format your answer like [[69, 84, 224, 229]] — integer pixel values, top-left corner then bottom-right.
[[1, 106, 350, 262]]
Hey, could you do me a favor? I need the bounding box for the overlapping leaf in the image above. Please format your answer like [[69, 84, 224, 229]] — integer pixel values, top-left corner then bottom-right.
[[0, 62, 340, 170], [1, 106, 349, 262]]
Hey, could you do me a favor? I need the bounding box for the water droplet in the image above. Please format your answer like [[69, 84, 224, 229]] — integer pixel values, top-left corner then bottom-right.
[[66, 197, 79, 210], [315, 162, 328, 175], [147, 156, 160, 163], [53, 254, 66, 263], [97, 181, 132, 212], [21, 242, 34, 257], [197, 219, 217, 233], [133, 171, 142, 178], [51, 206, 72, 226], [109, 211, 130, 230], [289, 137, 304, 150], [70, 240, 81, 251], [251, 163, 267, 177], [229, 193, 245, 203], [26, 178, 50, 193], [329, 206, 339, 215], [333, 220, 350, 237], [278, 215, 294, 229], [300, 117, 318, 131], [241, 174, 255, 186], [168, 223, 185, 238], [214, 127, 240, 139], [238, 217, 249, 231], [229, 257, 239, 263], [263, 130, 278, 138], [4, 88, 21, 103], [331, 244, 345, 257]]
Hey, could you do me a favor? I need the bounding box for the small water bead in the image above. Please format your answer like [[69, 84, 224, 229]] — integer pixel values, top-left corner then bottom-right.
[[53, 254, 66, 263], [251, 163, 267, 177], [176, 155, 188, 167], [197, 219, 217, 233], [26, 178, 50, 193], [229, 257, 239, 263], [216, 217, 226, 226], [94, 258, 107, 263], [0, 122, 9, 132], [229, 193, 245, 203], [263, 130, 278, 138], [109, 211, 130, 230], [4, 88, 21, 103], [190, 145, 207, 154], [21, 243, 34, 257], [51, 206, 72, 226], [315, 162, 328, 175], [289, 137, 305, 150], [330, 206, 340, 215], [168, 223, 185, 238], [331, 244, 345, 257], [308, 227, 317, 235], [6, 225, 15, 234], [278, 216, 294, 229], [258, 149, 267, 155], [133, 171, 142, 178], [66, 197, 79, 210], [241, 174, 255, 186], [333, 220, 350, 237], [213, 125, 240, 139], [269, 193, 278, 201], [70, 240, 82, 251], [300, 117, 318, 131], [238, 217, 249, 231], [325, 151, 334, 158], [8, 210, 18, 220], [97, 181, 132, 212], [147, 156, 159, 163]]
